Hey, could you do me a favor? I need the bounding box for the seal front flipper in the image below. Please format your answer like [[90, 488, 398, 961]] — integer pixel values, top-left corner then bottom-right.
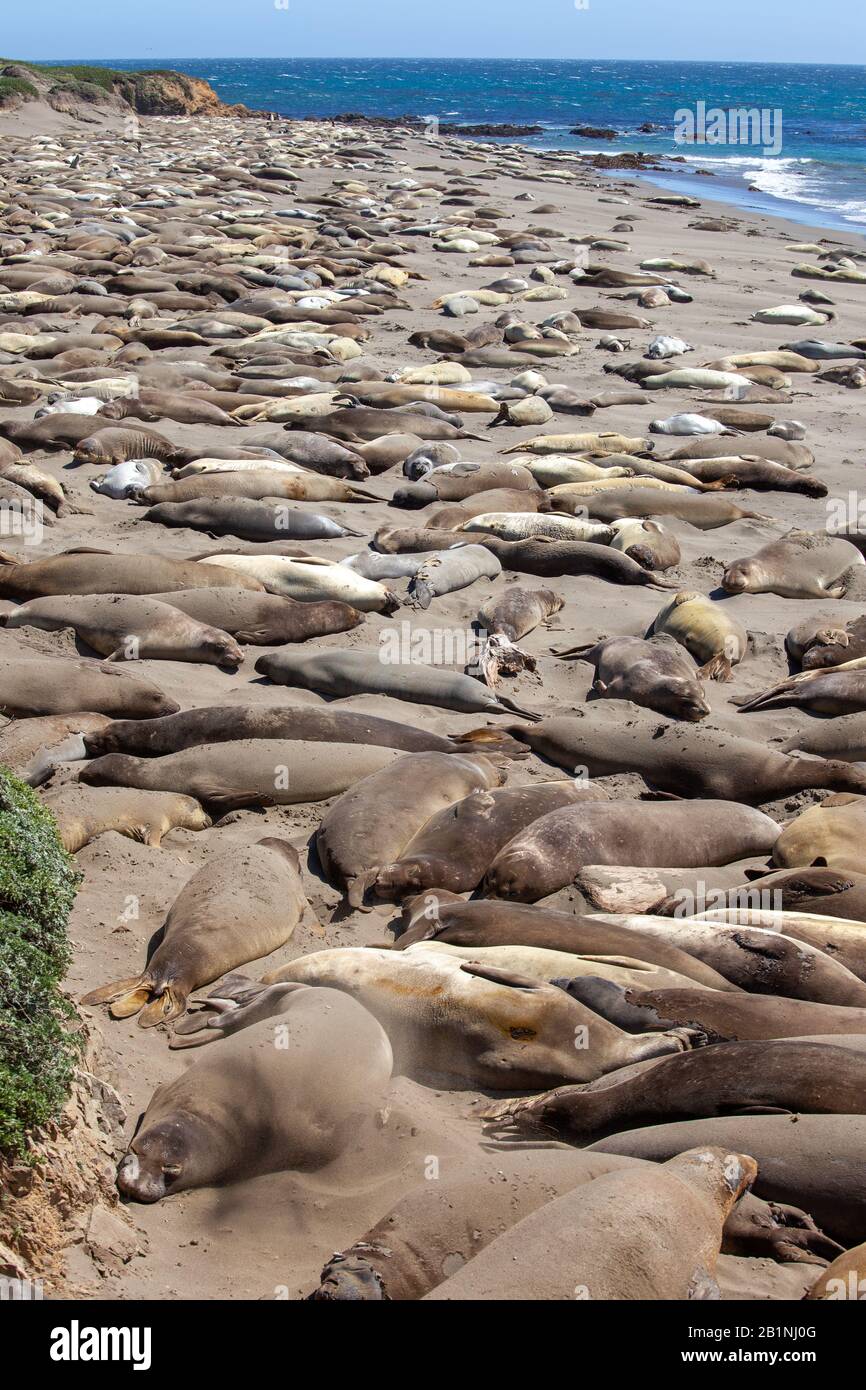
[[347, 867, 381, 911], [459, 961, 545, 990], [138, 985, 186, 1028]]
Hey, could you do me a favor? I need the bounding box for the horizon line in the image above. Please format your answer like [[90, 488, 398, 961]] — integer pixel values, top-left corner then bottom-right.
[[18, 55, 866, 68]]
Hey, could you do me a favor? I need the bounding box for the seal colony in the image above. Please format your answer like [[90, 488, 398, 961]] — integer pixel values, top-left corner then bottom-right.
[[3, 95, 866, 1304]]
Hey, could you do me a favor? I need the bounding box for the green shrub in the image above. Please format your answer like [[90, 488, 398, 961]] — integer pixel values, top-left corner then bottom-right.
[[0, 77, 38, 104], [0, 766, 81, 1158]]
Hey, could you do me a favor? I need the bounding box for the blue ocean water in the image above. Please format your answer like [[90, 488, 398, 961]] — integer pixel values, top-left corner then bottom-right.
[[77, 59, 866, 234]]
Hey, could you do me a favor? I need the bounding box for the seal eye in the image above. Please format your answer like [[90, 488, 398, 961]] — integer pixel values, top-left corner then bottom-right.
[[162, 1163, 182, 1178]]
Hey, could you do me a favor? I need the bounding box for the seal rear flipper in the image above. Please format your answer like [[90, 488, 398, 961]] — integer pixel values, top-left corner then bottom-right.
[[346, 868, 381, 911], [698, 654, 734, 682], [449, 727, 530, 758], [490, 693, 541, 721], [138, 985, 186, 1028], [81, 974, 149, 1010]]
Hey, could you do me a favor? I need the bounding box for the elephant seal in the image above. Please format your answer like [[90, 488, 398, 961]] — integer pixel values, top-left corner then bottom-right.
[[723, 532, 864, 599], [0, 549, 264, 598], [6, 595, 244, 669], [408, 544, 502, 609], [483, 1042, 866, 1142], [308, 1148, 643, 1300], [409, 940, 704, 993], [476, 586, 564, 686], [805, 1242, 866, 1299], [0, 656, 177, 719], [148, 588, 363, 644], [578, 488, 770, 530], [83, 839, 308, 1026], [583, 913, 866, 1005], [484, 800, 779, 901], [786, 613, 866, 670], [553, 635, 710, 721], [503, 703, 866, 801], [773, 794, 866, 873], [782, 712, 866, 763], [394, 895, 736, 990], [193, 555, 398, 613], [136, 470, 372, 506], [254, 648, 540, 720], [90, 460, 163, 498], [375, 781, 603, 900], [585, 984, 866, 1042], [664, 435, 813, 468], [316, 751, 506, 906], [609, 518, 681, 572], [684, 454, 826, 497], [392, 461, 539, 505], [79, 740, 403, 811], [264, 947, 698, 1089], [143, 497, 363, 542], [82, 705, 524, 760], [467, 536, 676, 588], [724, 866, 866, 926], [0, 712, 111, 786], [42, 785, 209, 852], [587, 1115, 866, 1245], [425, 1147, 755, 1301], [738, 666, 866, 717], [646, 591, 747, 680], [73, 425, 187, 467], [115, 993, 393, 1202], [686, 906, 866, 984]]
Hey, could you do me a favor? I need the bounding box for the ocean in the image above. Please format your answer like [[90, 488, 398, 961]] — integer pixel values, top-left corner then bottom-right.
[[81, 58, 866, 235]]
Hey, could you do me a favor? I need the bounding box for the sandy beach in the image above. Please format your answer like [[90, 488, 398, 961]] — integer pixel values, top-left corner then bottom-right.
[[2, 98, 866, 1303]]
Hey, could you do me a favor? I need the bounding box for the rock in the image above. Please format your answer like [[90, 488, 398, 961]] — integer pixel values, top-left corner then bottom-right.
[[85, 1205, 145, 1269]]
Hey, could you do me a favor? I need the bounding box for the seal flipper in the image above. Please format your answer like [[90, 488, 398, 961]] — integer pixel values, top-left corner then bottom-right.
[[698, 653, 734, 682], [489, 693, 541, 721], [138, 985, 186, 1028], [82, 975, 150, 1013], [459, 961, 545, 990], [346, 868, 381, 911]]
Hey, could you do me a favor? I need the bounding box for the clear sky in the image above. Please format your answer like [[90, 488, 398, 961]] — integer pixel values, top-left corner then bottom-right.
[[4, 0, 864, 66]]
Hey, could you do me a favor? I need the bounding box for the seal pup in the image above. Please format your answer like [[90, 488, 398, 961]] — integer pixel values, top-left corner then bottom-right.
[[475, 586, 564, 686], [424, 1148, 755, 1301], [83, 840, 310, 1026], [115, 992, 393, 1202], [254, 648, 541, 720], [315, 751, 506, 907], [42, 785, 210, 853], [552, 634, 710, 721]]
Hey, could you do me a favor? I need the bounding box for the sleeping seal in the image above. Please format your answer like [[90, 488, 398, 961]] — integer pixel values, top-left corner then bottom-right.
[[723, 532, 864, 599], [315, 751, 506, 907], [552, 634, 710, 721], [484, 800, 779, 901], [424, 1147, 754, 1301], [116, 992, 393, 1201], [6, 595, 244, 669], [483, 1042, 866, 1141], [83, 839, 309, 1025]]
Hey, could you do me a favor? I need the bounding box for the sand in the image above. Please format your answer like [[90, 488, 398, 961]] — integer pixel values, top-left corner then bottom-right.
[[1, 101, 863, 1300]]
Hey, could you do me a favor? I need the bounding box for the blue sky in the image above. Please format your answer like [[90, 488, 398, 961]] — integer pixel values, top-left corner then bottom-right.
[[4, 0, 864, 65]]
